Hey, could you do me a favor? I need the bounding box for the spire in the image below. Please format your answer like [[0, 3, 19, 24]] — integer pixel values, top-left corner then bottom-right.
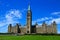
[[28, 4, 31, 10], [28, 0, 31, 10]]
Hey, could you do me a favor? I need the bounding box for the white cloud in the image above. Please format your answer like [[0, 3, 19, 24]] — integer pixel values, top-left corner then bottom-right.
[[6, 9, 22, 19], [0, 8, 29, 27], [5, 9, 22, 24], [0, 9, 25, 32], [0, 21, 7, 27], [32, 16, 60, 25], [32, 12, 60, 25], [51, 18, 60, 24], [32, 17, 53, 25], [46, 18, 60, 24], [51, 12, 60, 15]]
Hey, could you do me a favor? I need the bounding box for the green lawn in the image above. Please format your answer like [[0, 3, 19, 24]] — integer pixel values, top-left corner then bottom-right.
[[0, 35, 60, 40]]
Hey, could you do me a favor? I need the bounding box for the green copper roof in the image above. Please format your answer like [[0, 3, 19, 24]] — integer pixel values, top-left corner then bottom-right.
[[28, 4, 31, 10]]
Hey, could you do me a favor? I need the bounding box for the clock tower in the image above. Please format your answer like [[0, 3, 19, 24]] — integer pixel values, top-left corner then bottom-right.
[[26, 4, 32, 34]]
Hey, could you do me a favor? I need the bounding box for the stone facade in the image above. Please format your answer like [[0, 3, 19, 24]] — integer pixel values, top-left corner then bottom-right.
[[8, 5, 57, 34], [35, 21, 57, 34]]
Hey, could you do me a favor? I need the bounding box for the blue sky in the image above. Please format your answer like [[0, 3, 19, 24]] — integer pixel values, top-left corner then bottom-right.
[[0, 0, 60, 33]]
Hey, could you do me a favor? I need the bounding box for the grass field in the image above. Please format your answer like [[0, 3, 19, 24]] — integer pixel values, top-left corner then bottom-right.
[[0, 35, 60, 40]]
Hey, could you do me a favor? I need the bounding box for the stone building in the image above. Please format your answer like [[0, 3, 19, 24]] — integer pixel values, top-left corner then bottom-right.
[[8, 5, 57, 34]]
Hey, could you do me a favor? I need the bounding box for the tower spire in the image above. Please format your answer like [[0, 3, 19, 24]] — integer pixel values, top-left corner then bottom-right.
[[28, 4, 30, 10], [28, 1, 31, 10]]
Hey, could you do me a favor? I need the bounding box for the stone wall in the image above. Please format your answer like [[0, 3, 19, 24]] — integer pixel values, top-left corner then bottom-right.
[[20, 27, 26, 34], [47, 27, 52, 33], [36, 27, 43, 33]]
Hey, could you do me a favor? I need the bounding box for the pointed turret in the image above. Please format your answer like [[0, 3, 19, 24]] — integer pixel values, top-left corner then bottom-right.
[[27, 4, 31, 14], [42, 21, 47, 33], [8, 24, 12, 33], [15, 23, 19, 33], [52, 21, 57, 34]]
